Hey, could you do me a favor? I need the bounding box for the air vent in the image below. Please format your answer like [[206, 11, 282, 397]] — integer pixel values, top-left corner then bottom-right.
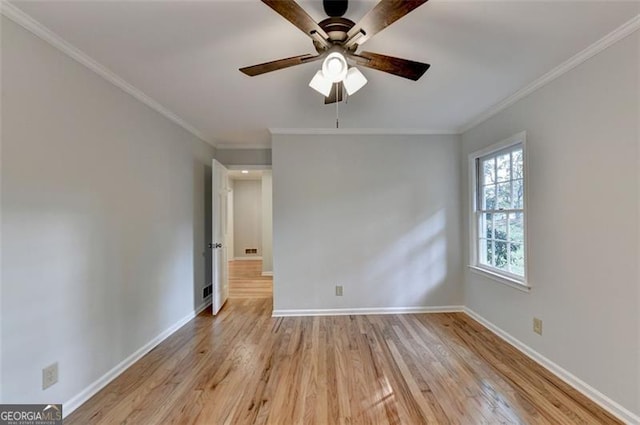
[[203, 284, 213, 299], [245, 248, 258, 254]]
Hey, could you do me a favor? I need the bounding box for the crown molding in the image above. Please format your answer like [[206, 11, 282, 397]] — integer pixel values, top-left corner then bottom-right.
[[1, 1, 213, 146], [269, 128, 458, 136], [215, 143, 272, 150], [457, 14, 640, 134]]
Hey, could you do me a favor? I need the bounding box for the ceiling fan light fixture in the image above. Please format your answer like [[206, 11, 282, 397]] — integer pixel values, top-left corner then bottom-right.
[[343, 67, 368, 95], [321, 52, 348, 83], [309, 70, 333, 97], [241, 0, 432, 106]]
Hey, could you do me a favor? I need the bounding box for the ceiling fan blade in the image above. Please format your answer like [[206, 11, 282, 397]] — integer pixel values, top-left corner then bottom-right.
[[325, 82, 344, 104], [240, 53, 323, 77], [351, 51, 430, 81], [262, 0, 331, 48], [344, 0, 429, 49]]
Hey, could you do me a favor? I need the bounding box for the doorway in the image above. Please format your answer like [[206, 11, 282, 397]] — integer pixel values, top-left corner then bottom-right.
[[226, 168, 273, 299]]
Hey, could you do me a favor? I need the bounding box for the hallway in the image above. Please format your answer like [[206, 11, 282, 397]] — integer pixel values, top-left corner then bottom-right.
[[228, 260, 273, 298]]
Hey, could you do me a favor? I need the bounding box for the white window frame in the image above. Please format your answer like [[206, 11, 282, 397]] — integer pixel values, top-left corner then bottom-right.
[[468, 131, 530, 291]]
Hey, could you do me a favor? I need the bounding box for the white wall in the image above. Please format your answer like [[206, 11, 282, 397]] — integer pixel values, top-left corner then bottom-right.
[[461, 32, 639, 418], [272, 133, 463, 312], [233, 180, 262, 258], [215, 149, 271, 166], [261, 171, 273, 274], [1, 18, 215, 407]]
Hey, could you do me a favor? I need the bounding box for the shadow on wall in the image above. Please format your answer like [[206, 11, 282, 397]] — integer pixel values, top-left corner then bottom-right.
[[272, 135, 462, 311], [275, 181, 456, 309], [363, 209, 448, 306]]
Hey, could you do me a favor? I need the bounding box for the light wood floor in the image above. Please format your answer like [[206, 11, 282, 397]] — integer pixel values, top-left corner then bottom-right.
[[65, 293, 620, 424], [228, 260, 273, 298]]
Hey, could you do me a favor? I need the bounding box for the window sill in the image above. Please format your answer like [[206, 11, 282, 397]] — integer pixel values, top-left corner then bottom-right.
[[468, 265, 531, 293]]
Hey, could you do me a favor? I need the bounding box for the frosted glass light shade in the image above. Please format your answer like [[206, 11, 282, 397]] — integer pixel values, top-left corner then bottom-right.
[[321, 52, 348, 83], [343, 67, 368, 95], [309, 70, 332, 96]]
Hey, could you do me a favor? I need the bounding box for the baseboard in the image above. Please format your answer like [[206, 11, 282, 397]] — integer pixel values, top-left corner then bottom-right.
[[63, 299, 212, 418], [463, 307, 640, 425], [272, 305, 464, 317], [194, 300, 212, 315], [261, 271, 273, 277], [232, 256, 262, 261]]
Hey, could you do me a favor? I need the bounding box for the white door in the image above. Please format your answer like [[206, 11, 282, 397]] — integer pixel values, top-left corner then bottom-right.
[[212, 159, 229, 315]]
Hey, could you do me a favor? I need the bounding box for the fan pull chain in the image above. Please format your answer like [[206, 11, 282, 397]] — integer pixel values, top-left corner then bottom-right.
[[336, 83, 340, 128]]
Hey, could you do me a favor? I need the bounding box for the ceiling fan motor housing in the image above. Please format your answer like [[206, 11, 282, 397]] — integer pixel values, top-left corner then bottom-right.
[[313, 18, 358, 53]]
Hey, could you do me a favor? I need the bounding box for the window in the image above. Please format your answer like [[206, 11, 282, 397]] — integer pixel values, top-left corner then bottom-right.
[[469, 132, 527, 288]]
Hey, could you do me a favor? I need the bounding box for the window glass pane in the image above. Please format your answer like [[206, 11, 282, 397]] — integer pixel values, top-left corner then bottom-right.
[[512, 179, 524, 209], [496, 153, 511, 182], [494, 241, 508, 270], [483, 158, 496, 185], [510, 243, 525, 276], [512, 149, 523, 179], [479, 238, 492, 266], [482, 185, 496, 210], [494, 213, 507, 241], [479, 213, 493, 240], [496, 182, 511, 210], [475, 143, 525, 279], [508, 212, 524, 243]]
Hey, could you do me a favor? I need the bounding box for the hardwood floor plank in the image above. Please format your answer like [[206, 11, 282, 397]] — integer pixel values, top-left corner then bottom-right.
[[396, 314, 527, 424], [424, 313, 620, 424], [65, 292, 623, 424], [228, 260, 272, 298]]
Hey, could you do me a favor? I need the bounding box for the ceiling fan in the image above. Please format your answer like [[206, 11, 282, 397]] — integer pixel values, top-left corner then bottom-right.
[[240, 0, 431, 104]]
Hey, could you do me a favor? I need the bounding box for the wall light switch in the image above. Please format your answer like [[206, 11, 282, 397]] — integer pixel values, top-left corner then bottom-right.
[[43, 362, 58, 390]]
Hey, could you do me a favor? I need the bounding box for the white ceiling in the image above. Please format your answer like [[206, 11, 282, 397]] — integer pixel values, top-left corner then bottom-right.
[[10, 1, 640, 147]]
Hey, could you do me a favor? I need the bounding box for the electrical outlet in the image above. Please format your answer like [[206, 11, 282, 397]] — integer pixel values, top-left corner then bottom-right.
[[335, 285, 343, 296], [533, 318, 543, 335], [42, 362, 58, 390]]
